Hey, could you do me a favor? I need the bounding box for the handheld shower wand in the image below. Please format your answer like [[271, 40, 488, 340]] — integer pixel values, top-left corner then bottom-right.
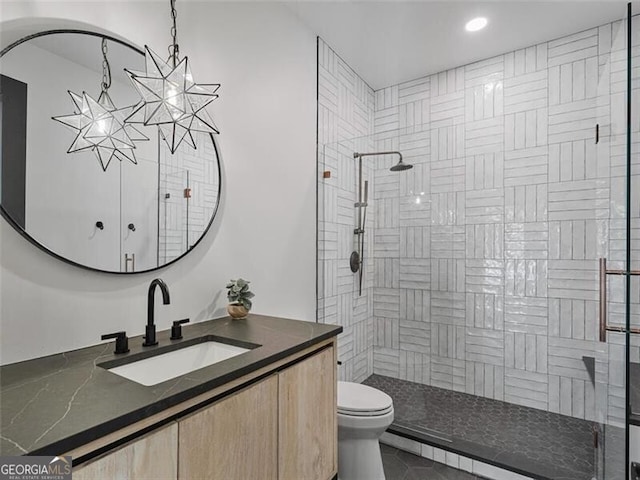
[[358, 180, 368, 295]]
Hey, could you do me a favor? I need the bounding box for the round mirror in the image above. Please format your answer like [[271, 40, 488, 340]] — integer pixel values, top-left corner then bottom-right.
[[0, 30, 222, 273]]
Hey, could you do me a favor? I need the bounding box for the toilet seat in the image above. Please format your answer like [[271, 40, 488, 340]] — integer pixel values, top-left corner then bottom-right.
[[337, 381, 393, 417]]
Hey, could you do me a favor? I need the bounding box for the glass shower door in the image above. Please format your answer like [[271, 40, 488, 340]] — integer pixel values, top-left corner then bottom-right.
[[626, 4, 640, 477], [592, 6, 634, 479]]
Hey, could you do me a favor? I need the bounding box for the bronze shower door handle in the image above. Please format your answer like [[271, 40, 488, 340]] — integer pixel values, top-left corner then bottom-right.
[[598, 258, 640, 342]]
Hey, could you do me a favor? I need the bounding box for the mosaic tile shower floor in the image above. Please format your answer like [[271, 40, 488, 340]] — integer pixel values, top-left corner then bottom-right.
[[364, 374, 625, 480]]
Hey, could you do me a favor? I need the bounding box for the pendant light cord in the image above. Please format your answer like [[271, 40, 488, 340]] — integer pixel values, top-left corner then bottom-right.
[[101, 38, 111, 92], [168, 0, 180, 68]]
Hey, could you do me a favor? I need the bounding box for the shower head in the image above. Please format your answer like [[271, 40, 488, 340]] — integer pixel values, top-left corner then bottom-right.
[[390, 160, 413, 172]]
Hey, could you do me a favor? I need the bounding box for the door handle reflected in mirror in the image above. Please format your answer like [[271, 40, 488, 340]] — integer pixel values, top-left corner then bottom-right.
[[125, 253, 136, 272]]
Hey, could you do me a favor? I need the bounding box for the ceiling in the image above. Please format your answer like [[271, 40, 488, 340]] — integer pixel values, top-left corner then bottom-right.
[[285, 1, 628, 90]]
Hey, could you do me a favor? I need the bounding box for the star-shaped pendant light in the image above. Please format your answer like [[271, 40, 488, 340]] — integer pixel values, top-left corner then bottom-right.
[[124, 47, 219, 154], [52, 39, 148, 172], [124, 0, 220, 154], [53, 90, 148, 171]]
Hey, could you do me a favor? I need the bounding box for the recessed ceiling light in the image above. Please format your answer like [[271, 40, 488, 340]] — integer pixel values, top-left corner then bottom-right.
[[465, 17, 488, 32]]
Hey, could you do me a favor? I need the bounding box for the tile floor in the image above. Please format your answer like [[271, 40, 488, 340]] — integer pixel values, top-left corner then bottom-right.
[[382, 444, 482, 480]]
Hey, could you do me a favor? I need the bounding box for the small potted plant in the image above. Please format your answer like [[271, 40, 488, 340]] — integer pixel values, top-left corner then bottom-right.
[[226, 278, 254, 319]]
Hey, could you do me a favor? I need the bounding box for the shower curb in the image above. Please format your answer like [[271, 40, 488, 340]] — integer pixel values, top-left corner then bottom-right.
[[381, 429, 540, 480]]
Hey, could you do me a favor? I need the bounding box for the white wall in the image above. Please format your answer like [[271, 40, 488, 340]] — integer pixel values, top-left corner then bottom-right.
[[0, 1, 317, 364]]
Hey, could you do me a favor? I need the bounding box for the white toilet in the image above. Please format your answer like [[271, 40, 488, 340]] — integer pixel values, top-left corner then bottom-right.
[[337, 381, 394, 480]]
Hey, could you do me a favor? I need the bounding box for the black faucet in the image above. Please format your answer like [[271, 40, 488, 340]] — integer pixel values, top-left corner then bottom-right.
[[144, 278, 170, 346]]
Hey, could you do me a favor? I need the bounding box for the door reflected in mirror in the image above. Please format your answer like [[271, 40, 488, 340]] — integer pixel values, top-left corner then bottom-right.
[[0, 30, 221, 273]]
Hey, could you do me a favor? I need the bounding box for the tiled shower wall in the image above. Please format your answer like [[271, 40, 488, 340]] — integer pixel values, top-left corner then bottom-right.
[[318, 20, 640, 425], [317, 38, 376, 383]]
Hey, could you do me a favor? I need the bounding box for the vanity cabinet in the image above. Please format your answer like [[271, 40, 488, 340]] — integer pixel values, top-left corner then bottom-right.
[[69, 339, 337, 480], [73, 423, 178, 480]]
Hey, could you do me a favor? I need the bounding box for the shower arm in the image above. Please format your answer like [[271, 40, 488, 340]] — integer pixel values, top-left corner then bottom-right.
[[354, 151, 403, 162]]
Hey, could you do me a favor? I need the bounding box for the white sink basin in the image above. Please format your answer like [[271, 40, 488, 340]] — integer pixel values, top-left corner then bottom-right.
[[107, 341, 251, 386]]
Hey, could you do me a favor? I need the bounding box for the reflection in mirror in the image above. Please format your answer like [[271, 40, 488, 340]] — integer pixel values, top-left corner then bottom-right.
[[0, 31, 221, 273], [51, 37, 149, 172]]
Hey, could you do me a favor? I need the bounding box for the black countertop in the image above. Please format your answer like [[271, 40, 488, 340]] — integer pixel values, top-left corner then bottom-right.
[[0, 315, 341, 457]]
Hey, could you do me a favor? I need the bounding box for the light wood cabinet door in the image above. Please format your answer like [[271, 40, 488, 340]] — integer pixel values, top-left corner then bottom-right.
[[73, 423, 178, 480], [278, 346, 336, 480], [178, 375, 278, 480]]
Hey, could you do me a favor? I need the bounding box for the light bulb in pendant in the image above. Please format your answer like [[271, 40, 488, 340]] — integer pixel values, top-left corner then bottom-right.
[[96, 119, 107, 134], [166, 87, 178, 105]]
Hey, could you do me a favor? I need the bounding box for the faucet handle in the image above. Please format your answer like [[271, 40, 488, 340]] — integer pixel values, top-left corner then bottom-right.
[[170, 318, 190, 340], [101, 331, 130, 354]]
